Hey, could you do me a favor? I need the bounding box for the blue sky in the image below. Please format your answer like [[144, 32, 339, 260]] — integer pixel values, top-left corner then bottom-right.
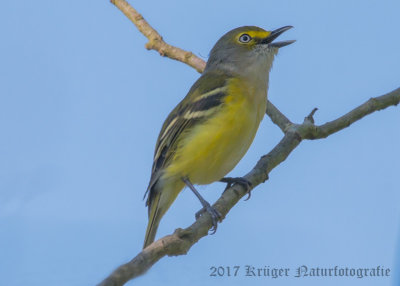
[[1, 0, 399, 286]]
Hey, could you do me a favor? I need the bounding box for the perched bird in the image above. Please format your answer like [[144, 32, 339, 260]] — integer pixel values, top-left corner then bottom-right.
[[143, 25, 294, 248]]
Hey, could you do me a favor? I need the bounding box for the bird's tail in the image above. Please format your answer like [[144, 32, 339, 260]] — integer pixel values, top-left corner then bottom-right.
[[143, 191, 162, 249], [143, 180, 184, 249]]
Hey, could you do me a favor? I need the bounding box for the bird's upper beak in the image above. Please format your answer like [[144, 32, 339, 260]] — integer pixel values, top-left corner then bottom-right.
[[260, 26, 295, 48]]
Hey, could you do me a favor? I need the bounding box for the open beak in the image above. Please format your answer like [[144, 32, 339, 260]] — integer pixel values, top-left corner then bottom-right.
[[261, 26, 295, 48]]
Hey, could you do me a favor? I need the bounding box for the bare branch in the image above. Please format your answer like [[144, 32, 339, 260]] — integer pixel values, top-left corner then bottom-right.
[[265, 101, 293, 132], [110, 0, 206, 73], [304, 89, 400, 139], [99, 1, 400, 285]]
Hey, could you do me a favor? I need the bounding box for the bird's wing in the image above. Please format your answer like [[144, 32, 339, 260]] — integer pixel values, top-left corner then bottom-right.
[[144, 70, 233, 205]]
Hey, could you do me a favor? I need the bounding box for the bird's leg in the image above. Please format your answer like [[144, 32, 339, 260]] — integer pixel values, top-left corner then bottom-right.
[[220, 177, 253, 201], [182, 177, 222, 234]]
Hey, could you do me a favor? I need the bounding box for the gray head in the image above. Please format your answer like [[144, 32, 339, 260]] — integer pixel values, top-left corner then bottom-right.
[[204, 26, 294, 76]]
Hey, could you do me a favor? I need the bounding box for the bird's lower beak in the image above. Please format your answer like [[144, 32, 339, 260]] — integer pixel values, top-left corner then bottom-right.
[[261, 26, 295, 48]]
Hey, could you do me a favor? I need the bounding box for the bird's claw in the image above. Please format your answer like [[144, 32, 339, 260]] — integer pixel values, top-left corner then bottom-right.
[[195, 202, 222, 234], [220, 177, 253, 200]]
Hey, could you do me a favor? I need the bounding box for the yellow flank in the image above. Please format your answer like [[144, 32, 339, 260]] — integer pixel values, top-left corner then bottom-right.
[[164, 77, 267, 185]]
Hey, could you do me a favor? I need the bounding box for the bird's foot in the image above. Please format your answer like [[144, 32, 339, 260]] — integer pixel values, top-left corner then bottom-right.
[[220, 176, 253, 200], [195, 202, 222, 234], [182, 176, 222, 235]]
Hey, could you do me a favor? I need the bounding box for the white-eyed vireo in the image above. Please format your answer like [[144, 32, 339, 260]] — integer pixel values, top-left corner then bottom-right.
[[143, 25, 294, 248]]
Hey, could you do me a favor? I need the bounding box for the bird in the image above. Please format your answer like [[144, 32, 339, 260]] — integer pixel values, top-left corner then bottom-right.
[[143, 25, 294, 248]]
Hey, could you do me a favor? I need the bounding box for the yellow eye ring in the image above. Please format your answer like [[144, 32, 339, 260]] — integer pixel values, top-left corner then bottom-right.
[[238, 34, 252, 43]]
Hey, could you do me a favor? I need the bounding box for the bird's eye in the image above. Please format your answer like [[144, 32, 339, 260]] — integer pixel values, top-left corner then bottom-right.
[[239, 34, 252, 43]]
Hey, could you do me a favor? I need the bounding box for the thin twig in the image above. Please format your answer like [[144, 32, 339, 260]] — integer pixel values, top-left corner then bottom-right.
[[305, 90, 400, 139], [110, 0, 206, 73], [265, 101, 293, 132]]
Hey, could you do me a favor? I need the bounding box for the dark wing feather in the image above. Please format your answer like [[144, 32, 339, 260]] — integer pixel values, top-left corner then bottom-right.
[[144, 70, 234, 207]]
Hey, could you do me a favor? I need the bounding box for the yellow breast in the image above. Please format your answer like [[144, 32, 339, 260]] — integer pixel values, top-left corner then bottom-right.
[[165, 77, 267, 185]]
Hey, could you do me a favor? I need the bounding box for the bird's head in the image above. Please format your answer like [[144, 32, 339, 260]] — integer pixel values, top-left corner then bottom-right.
[[205, 26, 294, 75]]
